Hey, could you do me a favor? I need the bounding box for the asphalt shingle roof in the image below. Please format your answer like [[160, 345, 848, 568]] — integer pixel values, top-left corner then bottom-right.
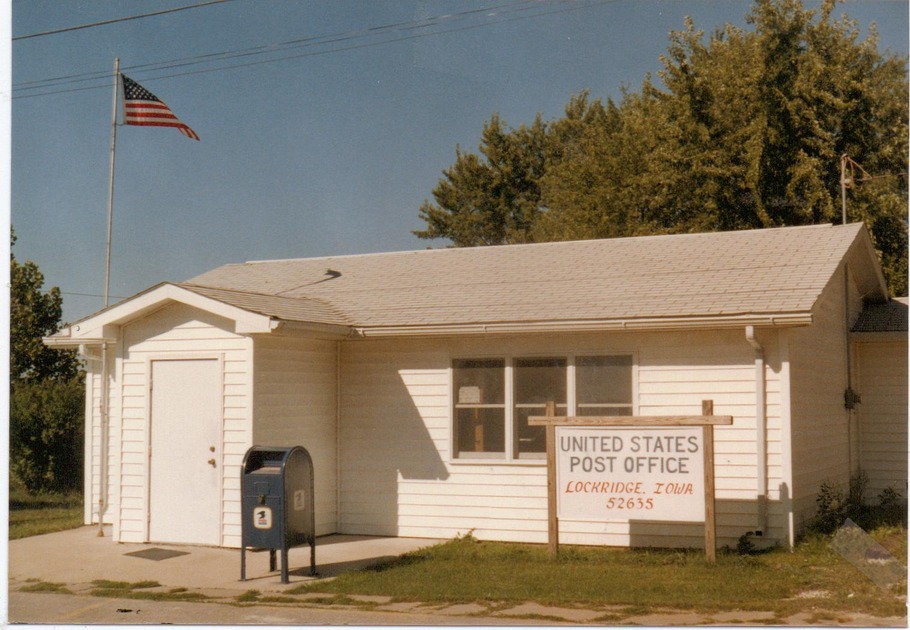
[[184, 223, 870, 331], [851, 297, 908, 333], [178, 284, 352, 327]]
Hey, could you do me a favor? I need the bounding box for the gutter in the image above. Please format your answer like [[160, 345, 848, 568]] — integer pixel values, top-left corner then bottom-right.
[[745, 326, 768, 536], [353, 312, 814, 338], [43, 336, 116, 348]]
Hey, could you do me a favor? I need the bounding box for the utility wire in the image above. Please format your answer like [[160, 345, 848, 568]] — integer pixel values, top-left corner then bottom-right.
[[13, 0, 230, 41], [14, 0, 535, 92], [62, 291, 128, 300], [14, 0, 608, 100]]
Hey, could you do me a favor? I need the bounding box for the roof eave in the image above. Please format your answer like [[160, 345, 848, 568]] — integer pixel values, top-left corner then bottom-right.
[[43, 283, 277, 347], [352, 312, 814, 338]]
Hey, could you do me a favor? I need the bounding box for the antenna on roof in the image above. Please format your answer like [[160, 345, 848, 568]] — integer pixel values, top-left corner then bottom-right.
[[840, 154, 875, 225]]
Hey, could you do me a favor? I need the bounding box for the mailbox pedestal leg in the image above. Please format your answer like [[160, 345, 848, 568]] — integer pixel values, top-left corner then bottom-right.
[[280, 547, 290, 584], [269, 549, 277, 572], [240, 545, 246, 581]]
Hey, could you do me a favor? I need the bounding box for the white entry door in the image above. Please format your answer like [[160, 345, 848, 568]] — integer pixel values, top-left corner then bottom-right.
[[149, 358, 222, 545]]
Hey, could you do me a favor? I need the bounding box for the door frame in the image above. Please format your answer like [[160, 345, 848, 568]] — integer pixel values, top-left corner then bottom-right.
[[144, 353, 225, 545]]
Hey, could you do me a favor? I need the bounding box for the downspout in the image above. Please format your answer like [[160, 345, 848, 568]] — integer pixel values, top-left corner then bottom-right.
[[335, 340, 342, 534], [842, 264, 858, 475], [745, 326, 768, 535], [97, 342, 110, 536]]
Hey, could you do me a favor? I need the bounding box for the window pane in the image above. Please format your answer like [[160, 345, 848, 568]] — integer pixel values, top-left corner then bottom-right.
[[514, 404, 567, 455], [514, 358, 566, 455], [577, 356, 632, 405], [455, 408, 505, 455], [514, 358, 567, 404], [454, 358, 504, 405], [453, 359, 505, 457]]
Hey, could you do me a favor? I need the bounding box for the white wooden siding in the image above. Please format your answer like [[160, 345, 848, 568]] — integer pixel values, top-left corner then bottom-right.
[[856, 340, 908, 499], [253, 335, 338, 536], [339, 329, 783, 548], [786, 266, 852, 529], [118, 303, 253, 547]]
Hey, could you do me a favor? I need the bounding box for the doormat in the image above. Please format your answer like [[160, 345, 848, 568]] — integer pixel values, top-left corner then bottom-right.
[[124, 548, 189, 561]]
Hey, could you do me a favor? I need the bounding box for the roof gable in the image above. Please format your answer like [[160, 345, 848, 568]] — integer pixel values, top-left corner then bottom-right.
[[46, 283, 279, 346]]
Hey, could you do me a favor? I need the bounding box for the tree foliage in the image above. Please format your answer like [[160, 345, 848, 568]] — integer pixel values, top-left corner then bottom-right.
[[415, 0, 908, 294], [10, 228, 84, 494], [11, 229, 81, 381], [10, 378, 84, 493]]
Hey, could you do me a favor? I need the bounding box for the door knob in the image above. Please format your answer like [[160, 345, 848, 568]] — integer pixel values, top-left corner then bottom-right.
[[208, 458, 217, 468]]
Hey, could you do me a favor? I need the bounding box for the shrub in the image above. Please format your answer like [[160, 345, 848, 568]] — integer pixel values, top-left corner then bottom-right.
[[10, 377, 84, 494], [809, 474, 906, 534]]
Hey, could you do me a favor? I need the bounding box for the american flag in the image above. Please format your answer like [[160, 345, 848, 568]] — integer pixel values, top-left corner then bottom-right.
[[121, 74, 199, 141]]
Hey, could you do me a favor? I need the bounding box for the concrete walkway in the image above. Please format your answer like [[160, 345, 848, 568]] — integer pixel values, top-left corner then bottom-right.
[[9, 525, 437, 590]]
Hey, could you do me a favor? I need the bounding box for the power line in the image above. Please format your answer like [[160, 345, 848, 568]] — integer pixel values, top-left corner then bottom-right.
[[13, 1, 610, 100], [61, 291, 128, 300], [14, 1, 535, 93], [13, 0, 231, 41]]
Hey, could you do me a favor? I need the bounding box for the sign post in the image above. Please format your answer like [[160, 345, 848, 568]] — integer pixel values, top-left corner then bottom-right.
[[702, 399, 717, 562], [530, 399, 732, 562], [545, 401, 558, 556]]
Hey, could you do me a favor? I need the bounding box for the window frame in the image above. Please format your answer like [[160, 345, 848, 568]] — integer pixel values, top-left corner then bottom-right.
[[449, 352, 637, 464], [452, 358, 507, 459]]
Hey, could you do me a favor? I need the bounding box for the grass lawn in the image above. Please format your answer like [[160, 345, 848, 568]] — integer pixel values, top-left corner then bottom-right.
[[9, 488, 84, 540], [292, 528, 907, 619]]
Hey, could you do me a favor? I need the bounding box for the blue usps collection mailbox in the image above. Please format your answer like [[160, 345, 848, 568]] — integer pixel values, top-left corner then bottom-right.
[[240, 445, 316, 583]]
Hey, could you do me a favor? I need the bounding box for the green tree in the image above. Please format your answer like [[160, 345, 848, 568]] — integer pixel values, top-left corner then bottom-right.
[[10, 228, 84, 493], [414, 113, 549, 246], [11, 229, 81, 381], [415, 0, 908, 295]]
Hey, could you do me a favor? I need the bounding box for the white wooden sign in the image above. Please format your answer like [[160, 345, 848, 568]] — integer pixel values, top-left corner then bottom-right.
[[529, 400, 733, 561], [555, 426, 705, 522]]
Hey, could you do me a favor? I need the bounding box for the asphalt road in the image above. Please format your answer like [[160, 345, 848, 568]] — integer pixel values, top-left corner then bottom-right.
[[7, 590, 554, 626]]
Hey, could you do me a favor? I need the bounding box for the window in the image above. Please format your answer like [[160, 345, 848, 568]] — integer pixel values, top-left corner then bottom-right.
[[452, 354, 633, 461], [453, 359, 505, 458], [514, 357, 566, 458], [576, 355, 633, 416]]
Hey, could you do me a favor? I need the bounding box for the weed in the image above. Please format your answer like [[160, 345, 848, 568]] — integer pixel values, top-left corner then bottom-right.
[[809, 476, 907, 535], [91, 580, 132, 589], [88, 579, 205, 602], [90, 579, 160, 590], [259, 595, 305, 604], [20, 581, 72, 594], [91, 587, 207, 602], [293, 594, 362, 606], [234, 590, 260, 602]]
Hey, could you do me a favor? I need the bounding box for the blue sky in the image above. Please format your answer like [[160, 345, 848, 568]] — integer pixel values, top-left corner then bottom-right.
[[10, 0, 908, 324]]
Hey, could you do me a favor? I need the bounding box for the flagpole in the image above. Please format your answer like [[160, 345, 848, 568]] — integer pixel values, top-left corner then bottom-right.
[[104, 58, 119, 309], [98, 57, 119, 537]]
